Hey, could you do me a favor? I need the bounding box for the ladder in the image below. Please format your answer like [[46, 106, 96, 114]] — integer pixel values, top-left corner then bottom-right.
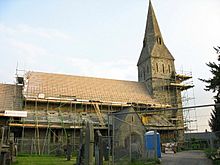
[[93, 103, 105, 127]]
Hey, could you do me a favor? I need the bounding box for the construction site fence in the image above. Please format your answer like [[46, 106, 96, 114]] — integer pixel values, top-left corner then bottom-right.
[[16, 138, 80, 155], [184, 132, 220, 151]]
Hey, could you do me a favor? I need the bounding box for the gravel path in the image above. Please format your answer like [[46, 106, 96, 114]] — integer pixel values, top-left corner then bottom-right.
[[161, 150, 212, 165]]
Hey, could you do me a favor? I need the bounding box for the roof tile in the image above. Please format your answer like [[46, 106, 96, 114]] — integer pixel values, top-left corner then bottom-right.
[[24, 71, 160, 105]]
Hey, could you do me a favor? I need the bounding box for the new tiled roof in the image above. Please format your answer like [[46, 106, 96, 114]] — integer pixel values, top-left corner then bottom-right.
[[0, 84, 22, 111], [23, 71, 160, 105]]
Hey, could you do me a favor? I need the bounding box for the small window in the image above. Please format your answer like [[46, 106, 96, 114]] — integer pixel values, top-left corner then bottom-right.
[[156, 63, 159, 72], [168, 65, 171, 73], [157, 37, 162, 45], [162, 64, 165, 73], [131, 115, 134, 122], [143, 40, 146, 47]]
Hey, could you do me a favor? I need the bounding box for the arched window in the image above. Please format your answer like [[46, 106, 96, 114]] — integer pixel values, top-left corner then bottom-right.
[[156, 63, 159, 73], [168, 65, 171, 73], [162, 64, 165, 73]]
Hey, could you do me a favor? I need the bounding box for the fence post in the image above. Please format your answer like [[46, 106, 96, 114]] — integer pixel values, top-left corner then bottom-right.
[[107, 112, 110, 165], [154, 130, 157, 159], [112, 116, 115, 165], [48, 133, 50, 155], [31, 138, 33, 155], [129, 125, 131, 162], [209, 132, 213, 150]]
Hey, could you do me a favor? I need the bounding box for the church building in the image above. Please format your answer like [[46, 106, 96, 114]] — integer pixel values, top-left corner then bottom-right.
[[0, 1, 193, 154]]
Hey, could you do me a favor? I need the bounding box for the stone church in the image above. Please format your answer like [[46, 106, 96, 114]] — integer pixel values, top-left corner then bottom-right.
[[0, 1, 193, 153]]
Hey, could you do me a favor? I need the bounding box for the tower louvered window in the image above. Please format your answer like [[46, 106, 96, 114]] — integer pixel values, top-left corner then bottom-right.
[[162, 64, 165, 73], [156, 63, 159, 72], [157, 37, 162, 45]]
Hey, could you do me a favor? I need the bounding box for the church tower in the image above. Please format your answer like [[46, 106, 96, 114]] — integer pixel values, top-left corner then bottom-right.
[[137, 1, 194, 144], [137, 1, 178, 107]]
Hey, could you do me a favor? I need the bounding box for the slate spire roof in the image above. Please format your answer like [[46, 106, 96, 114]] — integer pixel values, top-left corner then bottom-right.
[[137, 0, 174, 66], [144, 0, 162, 44]]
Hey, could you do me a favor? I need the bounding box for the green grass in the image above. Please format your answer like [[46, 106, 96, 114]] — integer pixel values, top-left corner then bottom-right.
[[12, 155, 158, 165], [213, 159, 220, 165], [12, 155, 76, 165], [13, 155, 111, 165]]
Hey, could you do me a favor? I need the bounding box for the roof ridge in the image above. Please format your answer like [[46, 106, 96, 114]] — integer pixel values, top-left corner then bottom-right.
[[27, 71, 141, 83]]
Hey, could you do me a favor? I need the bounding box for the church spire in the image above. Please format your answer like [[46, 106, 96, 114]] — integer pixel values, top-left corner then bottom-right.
[[144, 0, 162, 43], [137, 0, 174, 66]]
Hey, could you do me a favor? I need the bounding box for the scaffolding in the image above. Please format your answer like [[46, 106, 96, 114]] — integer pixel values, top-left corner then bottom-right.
[[172, 70, 197, 133], [2, 69, 194, 155], [9, 84, 148, 155], [178, 71, 198, 133], [141, 68, 198, 143]]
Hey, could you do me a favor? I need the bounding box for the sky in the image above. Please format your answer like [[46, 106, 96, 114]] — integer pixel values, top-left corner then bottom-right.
[[0, 0, 220, 132]]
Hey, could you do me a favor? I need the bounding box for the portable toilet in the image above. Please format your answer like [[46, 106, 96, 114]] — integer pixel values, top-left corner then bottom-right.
[[144, 131, 161, 158]]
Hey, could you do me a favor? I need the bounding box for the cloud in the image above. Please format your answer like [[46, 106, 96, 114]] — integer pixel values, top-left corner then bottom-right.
[[0, 23, 72, 40], [0, 23, 73, 70], [7, 38, 49, 65], [68, 57, 137, 81], [11, 39, 47, 56]]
